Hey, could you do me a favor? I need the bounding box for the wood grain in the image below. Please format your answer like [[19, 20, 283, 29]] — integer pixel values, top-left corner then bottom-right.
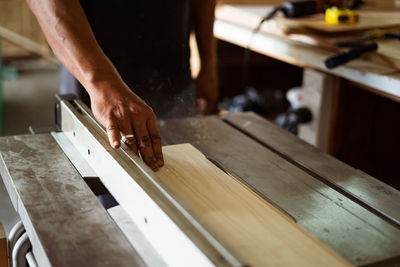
[[157, 143, 350, 267], [159, 116, 400, 265], [0, 222, 6, 267]]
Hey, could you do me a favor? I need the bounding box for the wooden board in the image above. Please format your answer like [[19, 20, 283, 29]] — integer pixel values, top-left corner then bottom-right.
[[159, 116, 400, 266], [0, 25, 53, 60], [157, 144, 350, 266], [0, 222, 6, 267], [0, 134, 145, 267]]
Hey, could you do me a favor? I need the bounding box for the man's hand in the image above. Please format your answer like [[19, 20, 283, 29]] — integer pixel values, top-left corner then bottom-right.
[[90, 82, 163, 171], [196, 66, 219, 115]]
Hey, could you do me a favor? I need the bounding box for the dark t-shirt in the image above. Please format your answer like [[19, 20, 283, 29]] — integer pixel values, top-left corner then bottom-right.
[[61, 0, 193, 117]]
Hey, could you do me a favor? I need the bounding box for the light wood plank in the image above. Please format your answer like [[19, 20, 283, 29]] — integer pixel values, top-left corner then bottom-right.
[[0, 25, 54, 60], [157, 144, 350, 267]]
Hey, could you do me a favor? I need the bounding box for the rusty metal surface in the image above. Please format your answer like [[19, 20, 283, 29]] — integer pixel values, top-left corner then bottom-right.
[[159, 116, 400, 266], [0, 134, 145, 267]]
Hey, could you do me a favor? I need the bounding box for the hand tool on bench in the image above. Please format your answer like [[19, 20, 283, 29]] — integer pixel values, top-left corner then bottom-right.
[[325, 30, 400, 69], [325, 41, 378, 69]]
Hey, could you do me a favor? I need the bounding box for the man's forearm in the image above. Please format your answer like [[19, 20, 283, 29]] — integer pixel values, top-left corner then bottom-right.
[[27, 0, 164, 171], [27, 0, 123, 95], [191, 0, 217, 68]]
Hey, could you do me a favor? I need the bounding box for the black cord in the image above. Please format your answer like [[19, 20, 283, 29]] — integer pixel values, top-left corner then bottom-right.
[[241, 6, 282, 92]]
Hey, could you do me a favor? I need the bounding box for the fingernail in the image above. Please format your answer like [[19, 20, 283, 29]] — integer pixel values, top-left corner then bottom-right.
[[113, 141, 120, 148], [157, 159, 164, 166], [151, 160, 159, 171]]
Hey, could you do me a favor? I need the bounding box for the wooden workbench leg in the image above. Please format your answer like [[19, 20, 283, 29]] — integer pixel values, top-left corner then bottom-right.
[[0, 222, 7, 267], [298, 69, 340, 152]]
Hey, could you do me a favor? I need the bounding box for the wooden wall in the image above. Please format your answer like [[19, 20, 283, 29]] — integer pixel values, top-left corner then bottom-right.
[[0, 0, 46, 58]]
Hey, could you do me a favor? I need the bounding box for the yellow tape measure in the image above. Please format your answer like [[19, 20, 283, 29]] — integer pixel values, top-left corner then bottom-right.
[[325, 7, 359, 24]]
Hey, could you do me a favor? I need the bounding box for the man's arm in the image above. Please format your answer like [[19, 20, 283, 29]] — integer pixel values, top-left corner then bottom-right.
[[192, 0, 219, 114], [27, 0, 163, 171]]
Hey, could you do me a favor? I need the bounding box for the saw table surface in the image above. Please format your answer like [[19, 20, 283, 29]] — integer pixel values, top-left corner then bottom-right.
[[159, 112, 400, 266], [1, 111, 400, 266]]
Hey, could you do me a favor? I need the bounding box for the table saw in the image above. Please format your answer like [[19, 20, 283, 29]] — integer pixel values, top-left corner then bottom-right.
[[0, 95, 400, 267]]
